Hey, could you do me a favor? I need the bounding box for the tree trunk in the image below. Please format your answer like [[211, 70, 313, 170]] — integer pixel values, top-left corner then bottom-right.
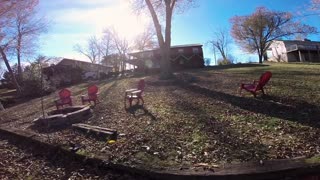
[[221, 52, 227, 61], [160, 45, 172, 79], [0, 47, 22, 94], [17, 33, 23, 82], [159, 1, 173, 79], [145, 0, 173, 79], [263, 53, 268, 61], [258, 54, 263, 64], [17, 48, 23, 82]]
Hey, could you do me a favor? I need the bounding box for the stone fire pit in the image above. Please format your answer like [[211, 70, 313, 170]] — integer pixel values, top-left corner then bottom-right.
[[33, 106, 92, 127]]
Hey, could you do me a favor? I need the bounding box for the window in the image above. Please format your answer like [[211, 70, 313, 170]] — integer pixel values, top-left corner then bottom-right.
[[192, 47, 199, 54], [178, 48, 184, 53]]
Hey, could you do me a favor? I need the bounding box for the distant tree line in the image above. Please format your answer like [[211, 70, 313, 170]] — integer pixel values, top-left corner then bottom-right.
[[73, 24, 158, 73]]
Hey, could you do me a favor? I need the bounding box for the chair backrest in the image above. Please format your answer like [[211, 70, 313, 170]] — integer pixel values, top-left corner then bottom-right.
[[256, 71, 272, 90], [87, 85, 98, 99], [88, 85, 98, 95], [58, 88, 71, 103], [137, 79, 145, 92]]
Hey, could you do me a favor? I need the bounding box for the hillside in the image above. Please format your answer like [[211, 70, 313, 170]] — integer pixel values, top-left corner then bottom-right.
[[0, 63, 320, 170]]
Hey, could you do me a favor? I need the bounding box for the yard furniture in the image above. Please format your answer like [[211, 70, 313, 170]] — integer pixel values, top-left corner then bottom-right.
[[54, 88, 73, 109], [81, 85, 99, 105], [125, 79, 145, 108], [239, 71, 272, 97]]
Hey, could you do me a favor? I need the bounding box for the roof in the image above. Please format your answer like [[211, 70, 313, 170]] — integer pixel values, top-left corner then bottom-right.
[[273, 39, 320, 44], [44, 58, 113, 68], [129, 44, 203, 55], [170, 44, 203, 48]]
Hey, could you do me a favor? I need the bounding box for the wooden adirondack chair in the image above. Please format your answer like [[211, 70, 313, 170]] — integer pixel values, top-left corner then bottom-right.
[[239, 71, 272, 97], [125, 79, 145, 108], [81, 85, 99, 105], [54, 88, 72, 109]]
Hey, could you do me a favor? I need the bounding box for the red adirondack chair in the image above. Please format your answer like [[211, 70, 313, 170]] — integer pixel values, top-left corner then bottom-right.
[[54, 88, 72, 109], [125, 79, 145, 107], [81, 85, 99, 105], [239, 71, 272, 97]]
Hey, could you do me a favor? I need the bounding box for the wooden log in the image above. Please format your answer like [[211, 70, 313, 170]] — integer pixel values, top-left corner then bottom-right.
[[72, 123, 117, 140], [0, 101, 4, 111]]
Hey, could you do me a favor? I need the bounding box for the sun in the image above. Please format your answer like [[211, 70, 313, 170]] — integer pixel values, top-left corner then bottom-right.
[[92, 1, 151, 41]]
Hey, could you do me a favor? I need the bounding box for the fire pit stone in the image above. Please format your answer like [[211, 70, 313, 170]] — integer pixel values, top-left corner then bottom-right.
[[33, 106, 92, 127]]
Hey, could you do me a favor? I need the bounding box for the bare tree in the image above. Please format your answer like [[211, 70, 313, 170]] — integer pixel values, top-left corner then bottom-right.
[[132, 0, 197, 79], [208, 28, 231, 61], [12, 2, 48, 82], [133, 24, 158, 51], [101, 29, 114, 58], [230, 7, 317, 64], [0, 0, 36, 94], [311, 0, 320, 10], [107, 27, 131, 72], [74, 36, 101, 64]]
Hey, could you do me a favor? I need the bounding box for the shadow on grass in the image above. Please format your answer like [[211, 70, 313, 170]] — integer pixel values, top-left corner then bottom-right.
[[0, 134, 142, 180], [29, 123, 70, 133], [169, 92, 269, 162], [125, 105, 156, 121], [98, 80, 119, 98], [178, 83, 320, 128]]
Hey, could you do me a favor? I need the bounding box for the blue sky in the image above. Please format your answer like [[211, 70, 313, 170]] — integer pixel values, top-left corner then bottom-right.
[[37, 0, 319, 65]]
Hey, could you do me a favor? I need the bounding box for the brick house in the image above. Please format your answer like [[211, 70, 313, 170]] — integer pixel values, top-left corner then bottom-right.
[[127, 44, 205, 72], [267, 39, 320, 62]]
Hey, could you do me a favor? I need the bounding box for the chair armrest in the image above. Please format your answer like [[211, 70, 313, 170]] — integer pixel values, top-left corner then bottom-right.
[[131, 90, 142, 95], [126, 89, 137, 93], [252, 80, 259, 84]]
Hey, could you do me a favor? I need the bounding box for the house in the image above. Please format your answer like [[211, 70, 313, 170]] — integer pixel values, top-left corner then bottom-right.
[[127, 44, 205, 72], [267, 39, 320, 62], [43, 58, 112, 86]]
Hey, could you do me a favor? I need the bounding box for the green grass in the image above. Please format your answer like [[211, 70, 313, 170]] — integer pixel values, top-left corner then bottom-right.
[[306, 155, 320, 164], [1, 62, 320, 169]]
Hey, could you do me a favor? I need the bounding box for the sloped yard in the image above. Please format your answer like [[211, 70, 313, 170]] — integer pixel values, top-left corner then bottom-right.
[[0, 63, 320, 170]]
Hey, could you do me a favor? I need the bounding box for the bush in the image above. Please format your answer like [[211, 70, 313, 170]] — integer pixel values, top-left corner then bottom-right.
[[21, 79, 55, 97], [1, 64, 19, 89], [21, 61, 56, 97], [218, 58, 233, 65]]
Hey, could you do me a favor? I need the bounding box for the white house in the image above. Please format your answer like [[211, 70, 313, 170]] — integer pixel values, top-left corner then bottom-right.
[[267, 39, 320, 62]]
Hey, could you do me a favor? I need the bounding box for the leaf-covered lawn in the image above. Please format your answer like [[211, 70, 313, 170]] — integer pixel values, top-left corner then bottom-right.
[[0, 135, 144, 179], [0, 63, 320, 170]]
